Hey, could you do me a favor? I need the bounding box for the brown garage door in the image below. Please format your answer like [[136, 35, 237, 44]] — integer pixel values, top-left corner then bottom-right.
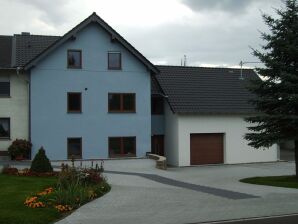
[[190, 133, 224, 165]]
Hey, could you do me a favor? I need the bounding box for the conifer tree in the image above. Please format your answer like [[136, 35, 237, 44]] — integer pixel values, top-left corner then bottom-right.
[[245, 0, 298, 177]]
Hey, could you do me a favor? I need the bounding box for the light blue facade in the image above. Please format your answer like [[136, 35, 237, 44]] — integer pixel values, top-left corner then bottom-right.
[[151, 115, 165, 135], [30, 24, 151, 160]]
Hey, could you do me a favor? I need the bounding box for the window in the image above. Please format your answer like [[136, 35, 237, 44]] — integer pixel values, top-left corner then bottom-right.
[[109, 137, 136, 157], [151, 97, 164, 115], [67, 93, 82, 113], [67, 138, 82, 159], [108, 93, 135, 112], [108, 52, 121, 70], [67, 50, 82, 68], [0, 82, 10, 97], [0, 118, 10, 139]]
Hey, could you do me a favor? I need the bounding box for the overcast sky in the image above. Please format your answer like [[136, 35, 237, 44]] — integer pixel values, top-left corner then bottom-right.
[[0, 0, 283, 67]]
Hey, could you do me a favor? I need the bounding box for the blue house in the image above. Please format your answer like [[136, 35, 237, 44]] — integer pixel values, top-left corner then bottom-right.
[[23, 13, 163, 160], [0, 13, 280, 165]]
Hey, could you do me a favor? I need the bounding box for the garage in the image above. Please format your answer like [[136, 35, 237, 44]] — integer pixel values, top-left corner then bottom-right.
[[190, 133, 224, 165]]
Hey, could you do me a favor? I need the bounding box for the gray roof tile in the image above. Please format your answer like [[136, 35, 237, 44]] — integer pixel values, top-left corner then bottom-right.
[[155, 65, 258, 114], [14, 34, 60, 67], [0, 35, 12, 68]]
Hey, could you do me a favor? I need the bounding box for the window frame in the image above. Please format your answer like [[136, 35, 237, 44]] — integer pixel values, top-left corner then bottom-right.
[[0, 117, 10, 140], [67, 137, 82, 159], [108, 51, 122, 70], [108, 136, 136, 157], [67, 92, 82, 113], [67, 49, 82, 69], [0, 81, 10, 97], [151, 96, 164, 115], [108, 93, 136, 113]]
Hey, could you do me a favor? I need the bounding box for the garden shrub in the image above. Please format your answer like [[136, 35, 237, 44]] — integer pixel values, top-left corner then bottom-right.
[[30, 147, 53, 173], [1, 167, 18, 175], [8, 139, 32, 159]]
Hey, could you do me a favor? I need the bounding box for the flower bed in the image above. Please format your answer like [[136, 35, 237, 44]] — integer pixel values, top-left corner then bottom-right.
[[22, 165, 110, 213], [2, 167, 58, 177]]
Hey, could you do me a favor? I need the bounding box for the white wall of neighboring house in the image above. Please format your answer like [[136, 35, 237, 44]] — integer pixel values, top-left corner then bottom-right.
[[0, 71, 29, 151], [165, 113, 278, 166]]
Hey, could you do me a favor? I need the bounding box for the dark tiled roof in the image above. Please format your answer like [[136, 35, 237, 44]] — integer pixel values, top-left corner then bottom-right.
[[13, 34, 60, 67], [0, 35, 12, 68], [155, 65, 258, 114], [151, 75, 165, 96]]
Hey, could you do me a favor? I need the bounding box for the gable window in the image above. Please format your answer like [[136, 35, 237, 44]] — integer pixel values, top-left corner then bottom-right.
[[67, 50, 82, 68], [151, 97, 164, 115], [67, 92, 82, 113], [0, 118, 10, 139], [108, 52, 121, 70], [108, 93, 135, 113], [109, 137, 136, 157], [0, 82, 10, 97], [67, 138, 82, 159]]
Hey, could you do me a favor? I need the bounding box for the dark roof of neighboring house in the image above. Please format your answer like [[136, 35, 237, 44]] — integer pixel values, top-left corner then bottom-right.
[[155, 65, 258, 114], [24, 12, 158, 74], [13, 34, 60, 67], [0, 35, 12, 68], [0, 34, 60, 68]]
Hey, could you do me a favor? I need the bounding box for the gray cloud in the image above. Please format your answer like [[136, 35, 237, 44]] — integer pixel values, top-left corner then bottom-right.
[[181, 0, 260, 13], [121, 22, 262, 67], [0, 0, 284, 67], [11, 0, 73, 27]]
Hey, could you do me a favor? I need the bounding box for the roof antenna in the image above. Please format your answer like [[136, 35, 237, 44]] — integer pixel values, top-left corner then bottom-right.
[[240, 60, 244, 80], [184, 55, 187, 66]]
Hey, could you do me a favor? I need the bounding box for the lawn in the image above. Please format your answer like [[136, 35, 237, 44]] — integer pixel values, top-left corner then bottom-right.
[[0, 174, 62, 224], [240, 175, 298, 189]]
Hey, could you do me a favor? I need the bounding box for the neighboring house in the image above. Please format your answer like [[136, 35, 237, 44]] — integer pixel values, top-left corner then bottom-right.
[[0, 13, 278, 165], [0, 36, 29, 155]]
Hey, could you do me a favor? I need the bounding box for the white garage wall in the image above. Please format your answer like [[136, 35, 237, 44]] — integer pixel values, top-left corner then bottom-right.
[[177, 114, 278, 166], [164, 103, 179, 166]]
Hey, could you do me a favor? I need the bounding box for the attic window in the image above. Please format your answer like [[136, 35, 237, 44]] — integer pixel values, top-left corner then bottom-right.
[[67, 50, 82, 69], [108, 52, 121, 70]]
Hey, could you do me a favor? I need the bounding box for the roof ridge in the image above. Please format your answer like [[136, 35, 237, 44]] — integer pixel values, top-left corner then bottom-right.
[[156, 65, 254, 70], [14, 34, 61, 37]]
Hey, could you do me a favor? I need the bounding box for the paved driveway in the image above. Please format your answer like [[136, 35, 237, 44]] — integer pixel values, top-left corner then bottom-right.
[[54, 160, 298, 224]]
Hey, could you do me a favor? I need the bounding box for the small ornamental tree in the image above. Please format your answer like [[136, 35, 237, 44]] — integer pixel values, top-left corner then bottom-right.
[[30, 147, 53, 173], [245, 0, 298, 177]]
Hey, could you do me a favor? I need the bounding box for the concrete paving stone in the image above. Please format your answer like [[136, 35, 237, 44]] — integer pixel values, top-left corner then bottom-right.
[[55, 160, 298, 224], [2, 159, 298, 224]]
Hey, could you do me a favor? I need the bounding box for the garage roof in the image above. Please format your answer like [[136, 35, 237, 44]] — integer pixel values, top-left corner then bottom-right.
[[155, 65, 258, 114]]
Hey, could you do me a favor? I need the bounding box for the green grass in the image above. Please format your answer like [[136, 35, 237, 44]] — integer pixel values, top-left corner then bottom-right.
[[0, 174, 62, 224], [240, 175, 298, 189]]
